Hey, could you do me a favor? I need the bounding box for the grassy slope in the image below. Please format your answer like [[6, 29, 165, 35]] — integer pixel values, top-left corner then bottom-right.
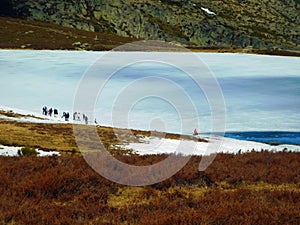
[[0, 113, 206, 154], [1, 17, 299, 56]]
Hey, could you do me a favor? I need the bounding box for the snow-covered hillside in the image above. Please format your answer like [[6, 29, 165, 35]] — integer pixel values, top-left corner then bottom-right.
[[121, 136, 299, 156]]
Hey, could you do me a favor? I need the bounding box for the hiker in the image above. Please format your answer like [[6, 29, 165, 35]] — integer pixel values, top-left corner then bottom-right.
[[62, 112, 70, 121], [84, 115, 88, 125], [83, 114, 88, 124], [73, 112, 77, 121], [42, 106, 47, 115], [193, 128, 199, 135], [54, 109, 58, 117], [65, 112, 70, 121], [48, 108, 53, 117]]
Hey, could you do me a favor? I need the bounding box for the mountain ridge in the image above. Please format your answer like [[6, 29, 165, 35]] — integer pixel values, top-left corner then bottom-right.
[[0, 0, 299, 51]]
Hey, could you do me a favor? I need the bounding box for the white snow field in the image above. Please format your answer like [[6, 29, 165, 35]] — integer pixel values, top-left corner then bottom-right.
[[121, 136, 300, 156]]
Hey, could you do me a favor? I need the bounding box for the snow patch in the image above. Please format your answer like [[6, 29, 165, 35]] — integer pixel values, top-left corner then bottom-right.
[[122, 136, 300, 156], [201, 7, 216, 15], [0, 145, 60, 157]]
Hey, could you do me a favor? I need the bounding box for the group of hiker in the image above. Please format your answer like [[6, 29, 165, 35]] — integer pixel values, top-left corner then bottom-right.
[[42, 106, 91, 124], [42, 106, 58, 117], [43, 106, 200, 135], [73, 112, 88, 125]]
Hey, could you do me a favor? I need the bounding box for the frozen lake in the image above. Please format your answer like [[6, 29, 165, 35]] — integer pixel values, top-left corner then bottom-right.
[[0, 50, 299, 138]]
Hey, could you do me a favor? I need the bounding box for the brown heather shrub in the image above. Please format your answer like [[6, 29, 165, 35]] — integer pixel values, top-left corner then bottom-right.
[[0, 152, 299, 224], [206, 151, 300, 185]]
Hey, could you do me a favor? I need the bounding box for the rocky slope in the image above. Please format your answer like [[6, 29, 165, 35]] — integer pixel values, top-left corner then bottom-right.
[[1, 0, 300, 50]]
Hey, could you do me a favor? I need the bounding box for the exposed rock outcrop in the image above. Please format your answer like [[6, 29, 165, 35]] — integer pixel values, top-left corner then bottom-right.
[[2, 0, 300, 50]]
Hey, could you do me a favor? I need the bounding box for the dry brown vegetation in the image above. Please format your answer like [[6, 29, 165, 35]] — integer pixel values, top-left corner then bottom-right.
[[0, 152, 299, 224], [0, 119, 299, 224], [0, 120, 78, 152], [188, 46, 300, 57], [0, 17, 137, 51], [0, 119, 206, 154]]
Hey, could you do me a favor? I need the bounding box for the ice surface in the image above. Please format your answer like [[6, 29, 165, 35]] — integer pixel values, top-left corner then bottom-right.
[[0, 50, 299, 134]]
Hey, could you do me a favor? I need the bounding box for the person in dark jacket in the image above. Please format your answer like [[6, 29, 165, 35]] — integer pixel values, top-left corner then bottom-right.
[[54, 109, 58, 117], [65, 112, 70, 121], [62, 112, 70, 121], [42, 106, 47, 115]]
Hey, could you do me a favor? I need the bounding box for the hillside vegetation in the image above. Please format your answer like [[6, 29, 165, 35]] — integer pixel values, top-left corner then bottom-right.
[[0, 17, 136, 50], [1, 0, 299, 51], [0, 117, 299, 224], [0, 152, 299, 224]]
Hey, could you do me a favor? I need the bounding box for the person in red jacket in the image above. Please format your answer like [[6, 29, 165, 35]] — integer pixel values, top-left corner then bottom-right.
[[193, 128, 199, 135]]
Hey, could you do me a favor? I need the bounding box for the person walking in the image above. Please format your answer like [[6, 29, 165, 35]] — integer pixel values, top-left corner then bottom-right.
[[54, 109, 58, 117], [62, 112, 70, 121], [193, 128, 199, 135], [48, 108, 53, 117], [65, 112, 70, 121], [73, 112, 77, 121], [84, 115, 88, 125], [42, 106, 47, 115]]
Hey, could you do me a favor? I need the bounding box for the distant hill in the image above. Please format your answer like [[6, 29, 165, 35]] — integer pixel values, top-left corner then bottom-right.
[[0, 0, 299, 52], [0, 17, 137, 50]]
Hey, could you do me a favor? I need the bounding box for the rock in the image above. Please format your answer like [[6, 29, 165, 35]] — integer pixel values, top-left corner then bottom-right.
[[72, 41, 81, 47], [20, 44, 32, 48], [6, 0, 300, 50], [72, 41, 89, 49], [25, 30, 34, 34]]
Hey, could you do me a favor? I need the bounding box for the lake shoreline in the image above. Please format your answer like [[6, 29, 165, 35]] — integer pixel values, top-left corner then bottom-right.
[[1, 47, 299, 57], [0, 107, 299, 156], [1, 17, 299, 57]]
